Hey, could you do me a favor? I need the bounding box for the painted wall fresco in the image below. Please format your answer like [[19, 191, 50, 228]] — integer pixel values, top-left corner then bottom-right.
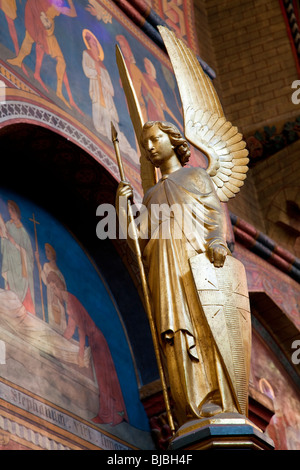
[[0, 0, 198, 200], [0, 0, 193, 449], [151, 0, 199, 53], [251, 331, 300, 450], [0, 188, 152, 450]]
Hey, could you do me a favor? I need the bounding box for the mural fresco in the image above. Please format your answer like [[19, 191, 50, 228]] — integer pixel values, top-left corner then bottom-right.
[[0, 0, 205, 449], [0, 188, 151, 449], [251, 331, 300, 450], [0, 0, 186, 174]]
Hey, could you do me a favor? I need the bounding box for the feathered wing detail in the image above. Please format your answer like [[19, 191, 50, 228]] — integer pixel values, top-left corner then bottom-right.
[[116, 45, 156, 195], [158, 26, 249, 202]]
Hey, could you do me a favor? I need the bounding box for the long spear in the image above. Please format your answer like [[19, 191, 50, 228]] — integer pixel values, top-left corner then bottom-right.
[[111, 123, 175, 436]]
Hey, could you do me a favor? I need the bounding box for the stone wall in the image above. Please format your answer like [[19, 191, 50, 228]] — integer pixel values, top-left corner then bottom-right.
[[194, 0, 299, 136], [194, 0, 300, 257]]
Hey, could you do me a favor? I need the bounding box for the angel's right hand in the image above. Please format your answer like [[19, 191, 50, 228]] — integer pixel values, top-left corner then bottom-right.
[[116, 181, 133, 201], [116, 182, 133, 216]]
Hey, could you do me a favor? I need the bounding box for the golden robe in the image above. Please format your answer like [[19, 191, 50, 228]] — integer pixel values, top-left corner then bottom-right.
[[141, 167, 241, 426]]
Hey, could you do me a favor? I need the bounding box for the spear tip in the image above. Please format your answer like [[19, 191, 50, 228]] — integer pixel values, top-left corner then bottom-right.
[[111, 121, 118, 142]]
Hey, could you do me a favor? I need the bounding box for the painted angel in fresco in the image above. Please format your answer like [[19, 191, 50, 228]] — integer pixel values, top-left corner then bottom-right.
[[47, 270, 128, 426], [82, 29, 139, 165], [115, 27, 252, 433], [7, 0, 81, 113], [0, 200, 35, 315], [35, 243, 67, 333]]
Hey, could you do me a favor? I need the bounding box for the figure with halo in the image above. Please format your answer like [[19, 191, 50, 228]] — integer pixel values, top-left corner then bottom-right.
[[82, 29, 139, 164]]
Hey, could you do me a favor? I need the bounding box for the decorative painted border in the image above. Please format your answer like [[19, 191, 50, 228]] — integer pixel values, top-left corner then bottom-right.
[[0, 412, 71, 450], [231, 212, 300, 283], [0, 101, 116, 172], [0, 88, 144, 203], [279, 0, 300, 76], [246, 115, 300, 163], [2, 98, 299, 283], [0, 378, 132, 450]]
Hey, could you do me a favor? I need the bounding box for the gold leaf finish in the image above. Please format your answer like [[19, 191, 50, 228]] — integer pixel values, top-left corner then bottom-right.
[[158, 26, 249, 202]]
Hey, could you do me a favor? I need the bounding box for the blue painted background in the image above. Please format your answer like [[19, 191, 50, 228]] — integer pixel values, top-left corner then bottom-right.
[[0, 188, 149, 432]]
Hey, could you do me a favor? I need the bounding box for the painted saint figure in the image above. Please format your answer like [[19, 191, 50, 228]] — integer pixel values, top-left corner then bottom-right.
[[7, 0, 81, 111], [47, 270, 128, 426], [35, 243, 67, 333], [0, 200, 35, 315], [82, 29, 139, 165], [116, 34, 153, 124], [141, 57, 182, 130]]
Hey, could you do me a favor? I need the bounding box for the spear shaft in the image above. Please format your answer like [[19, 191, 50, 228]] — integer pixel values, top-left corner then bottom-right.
[[111, 123, 175, 435]]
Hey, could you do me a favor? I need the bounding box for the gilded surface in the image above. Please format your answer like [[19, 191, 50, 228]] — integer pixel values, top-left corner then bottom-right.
[[115, 26, 252, 435], [189, 253, 251, 416]]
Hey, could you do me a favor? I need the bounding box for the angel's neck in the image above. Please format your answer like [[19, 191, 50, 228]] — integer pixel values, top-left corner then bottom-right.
[[160, 157, 182, 176]]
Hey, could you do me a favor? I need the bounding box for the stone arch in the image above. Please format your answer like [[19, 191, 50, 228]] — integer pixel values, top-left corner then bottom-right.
[[0, 119, 157, 387], [0, 90, 121, 185], [267, 186, 300, 230], [249, 291, 300, 449], [249, 291, 300, 389]]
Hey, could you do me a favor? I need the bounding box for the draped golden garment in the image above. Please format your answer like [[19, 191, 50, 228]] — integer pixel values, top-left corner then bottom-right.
[[141, 167, 241, 426]]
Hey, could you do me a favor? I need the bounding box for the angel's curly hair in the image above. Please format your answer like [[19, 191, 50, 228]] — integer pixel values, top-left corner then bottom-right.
[[141, 121, 191, 166]]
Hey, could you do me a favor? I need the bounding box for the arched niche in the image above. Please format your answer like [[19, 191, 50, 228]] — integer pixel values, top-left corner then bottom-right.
[[250, 291, 300, 386], [248, 291, 300, 448], [0, 121, 156, 449], [250, 311, 300, 450]]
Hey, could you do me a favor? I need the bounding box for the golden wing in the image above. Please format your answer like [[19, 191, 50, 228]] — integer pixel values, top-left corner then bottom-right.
[[158, 26, 249, 202], [116, 45, 157, 195]]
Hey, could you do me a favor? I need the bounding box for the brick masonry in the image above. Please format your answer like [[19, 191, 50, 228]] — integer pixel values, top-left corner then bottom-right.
[[194, 0, 300, 136], [194, 0, 300, 258]]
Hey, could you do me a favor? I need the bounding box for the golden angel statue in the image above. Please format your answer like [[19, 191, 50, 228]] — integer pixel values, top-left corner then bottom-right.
[[115, 26, 252, 436]]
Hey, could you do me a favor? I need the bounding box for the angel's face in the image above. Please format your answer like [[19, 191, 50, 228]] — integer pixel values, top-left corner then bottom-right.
[[142, 124, 175, 168]]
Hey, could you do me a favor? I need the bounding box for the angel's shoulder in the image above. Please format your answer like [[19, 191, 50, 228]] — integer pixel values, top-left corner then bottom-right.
[[170, 166, 213, 194], [181, 166, 212, 184], [189, 166, 210, 178]]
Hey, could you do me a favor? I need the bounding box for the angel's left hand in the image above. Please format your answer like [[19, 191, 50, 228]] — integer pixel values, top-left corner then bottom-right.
[[207, 244, 227, 268]]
